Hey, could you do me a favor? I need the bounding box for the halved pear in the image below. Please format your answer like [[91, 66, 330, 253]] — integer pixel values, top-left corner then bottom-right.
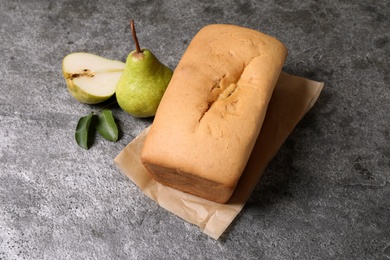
[[62, 52, 125, 104]]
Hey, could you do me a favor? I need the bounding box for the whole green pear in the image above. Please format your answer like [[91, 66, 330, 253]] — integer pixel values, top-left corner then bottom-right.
[[116, 20, 173, 118], [116, 49, 173, 117]]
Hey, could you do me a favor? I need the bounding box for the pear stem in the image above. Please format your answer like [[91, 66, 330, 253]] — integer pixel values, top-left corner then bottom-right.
[[130, 20, 142, 54]]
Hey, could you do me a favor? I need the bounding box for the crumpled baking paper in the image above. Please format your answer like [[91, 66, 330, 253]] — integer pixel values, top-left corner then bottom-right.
[[114, 71, 324, 240]]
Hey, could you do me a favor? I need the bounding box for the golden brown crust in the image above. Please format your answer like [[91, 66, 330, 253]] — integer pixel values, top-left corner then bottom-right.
[[141, 24, 287, 203]]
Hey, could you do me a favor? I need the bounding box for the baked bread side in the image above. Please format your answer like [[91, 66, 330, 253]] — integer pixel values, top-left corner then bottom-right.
[[141, 24, 288, 203]]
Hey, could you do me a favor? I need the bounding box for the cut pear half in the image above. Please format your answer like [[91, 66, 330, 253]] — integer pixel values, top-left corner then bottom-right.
[[62, 52, 125, 104]]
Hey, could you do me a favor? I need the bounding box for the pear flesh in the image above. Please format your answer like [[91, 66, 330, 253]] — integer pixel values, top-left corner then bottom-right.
[[62, 52, 125, 104], [116, 49, 173, 117]]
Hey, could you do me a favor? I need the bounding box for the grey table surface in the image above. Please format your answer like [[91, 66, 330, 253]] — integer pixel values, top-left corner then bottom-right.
[[1, 0, 389, 259]]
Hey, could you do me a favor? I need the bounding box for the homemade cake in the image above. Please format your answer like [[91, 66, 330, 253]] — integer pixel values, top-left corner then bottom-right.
[[141, 24, 288, 203]]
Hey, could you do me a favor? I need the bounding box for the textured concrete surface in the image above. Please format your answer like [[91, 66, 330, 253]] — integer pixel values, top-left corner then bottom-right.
[[1, 0, 389, 259]]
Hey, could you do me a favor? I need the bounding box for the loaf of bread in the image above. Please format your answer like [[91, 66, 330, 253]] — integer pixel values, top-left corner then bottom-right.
[[141, 24, 287, 203]]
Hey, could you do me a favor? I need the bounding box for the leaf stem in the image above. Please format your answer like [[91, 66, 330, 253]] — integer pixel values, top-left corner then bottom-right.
[[94, 100, 118, 114]]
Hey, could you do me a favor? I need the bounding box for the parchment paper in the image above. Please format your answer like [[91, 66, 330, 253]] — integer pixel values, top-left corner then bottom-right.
[[114, 72, 324, 240]]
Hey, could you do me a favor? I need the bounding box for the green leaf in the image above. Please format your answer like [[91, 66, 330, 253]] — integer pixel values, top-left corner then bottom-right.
[[75, 113, 94, 150], [96, 109, 118, 142]]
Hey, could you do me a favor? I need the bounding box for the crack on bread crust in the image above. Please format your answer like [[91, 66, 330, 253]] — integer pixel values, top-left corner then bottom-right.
[[210, 73, 226, 92], [198, 83, 241, 122], [197, 55, 259, 123]]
